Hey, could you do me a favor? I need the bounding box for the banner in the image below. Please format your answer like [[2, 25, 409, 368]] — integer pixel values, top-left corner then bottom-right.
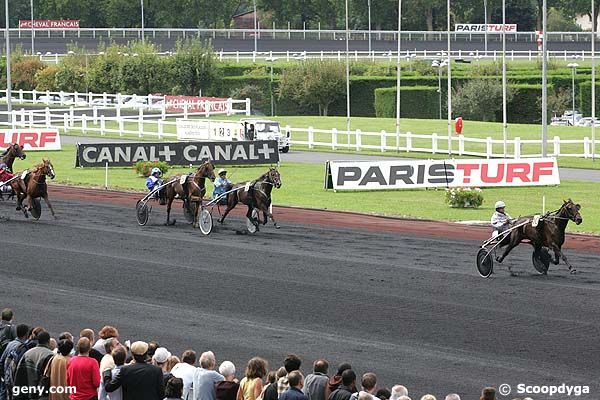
[[176, 119, 246, 142], [19, 20, 80, 29], [75, 140, 279, 167], [0, 129, 61, 151], [455, 24, 517, 32], [325, 158, 560, 190], [165, 96, 229, 113]]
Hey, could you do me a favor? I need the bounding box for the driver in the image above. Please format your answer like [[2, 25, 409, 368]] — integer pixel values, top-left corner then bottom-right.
[[146, 167, 166, 205], [491, 200, 513, 237], [0, 163, 14, 183], [213, 169, 232, 203]]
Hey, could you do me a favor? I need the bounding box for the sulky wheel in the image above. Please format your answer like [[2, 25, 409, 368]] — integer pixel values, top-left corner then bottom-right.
[[29, 198, 42, 220], [136, 200, 150, 226], [199, 208, 213, 235], [532, 248, 551, 275], [476, 247, 494, 278], [246, 208, 259, 234]]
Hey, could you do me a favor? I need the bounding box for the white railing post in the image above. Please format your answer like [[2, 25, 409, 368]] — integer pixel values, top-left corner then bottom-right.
[[458, 135, 464, 155], [45, 90, 50, 105], [184, 102, 189, 119], [32, 89, 37, 104], [355, 129, 361, 151], [514, 137, 521, 159], [100, 115, 106, 136], [103, 92, 108, 106], [227, 98, 233, 116], [63, 113, 69, 132], [486, 137, 493, 158], [205, 100, 211, 117], [158, 119, 163, 139], [59, 90, 65, 105], [18, 89, 23, 103], [245, 98, 251, 116], [93, 106, 98, 125], [161, 102, 166, 120], [380, 130, 386, 152], [584, 137, 590, 158], [74, 91, 79, 105], [116, 106, 121, 120], [119, 117, 124, 134], [45, 107, 51, 127], [332, 128, 337, 150], [308, 126, 314, 149], [88, 91, 93, 105], [116, 93, 122, 110], [553, 136, 561, 156], [406, 131, 412, 152], [69, 106, 75, 126], [10, 111, 16, 129], [28, 110, 34, 127], [82, 114, 87, 134], [138, 107, 144, 136], [432, 133, 438, 154]]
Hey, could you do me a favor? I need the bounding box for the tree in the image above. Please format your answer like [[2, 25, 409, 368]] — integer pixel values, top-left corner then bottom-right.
[[452, 78, 514, 122], [169, 39, 219, 95]]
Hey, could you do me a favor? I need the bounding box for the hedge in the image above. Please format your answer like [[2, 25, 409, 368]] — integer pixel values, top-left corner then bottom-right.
[[578, 81, 600, 116], [374, 86, 439, 119], [506, 84, 546, 124]]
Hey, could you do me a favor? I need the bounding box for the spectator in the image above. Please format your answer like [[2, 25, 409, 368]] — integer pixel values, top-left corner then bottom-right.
[[444, 395, 460, 400], [103, 341, 165, 400], [0, 323, 29, 400], [350, 373, 378, 400], [263, 368, 286, 400], [66, 337, 101, 400], [303, 360, 329, 400], [277, 355, 302, 397], [375, 390, 390, 400], [0, 309, 15, 355], [324, 364, 351, 400], [100, 338, 120, 374], [215, 361, 239, 400], [105, 346, 127, 400], [280, 371, 307, 400], [237, 357, 267, 400], [153, 348, 174, 386], [14, 330, 54, 395], [171, 350, 196, 400], [480, 388, 496, 400], [46, 339, 74, 400], [390, 386, 408, 400], [79, 329, 103, 365], [358, 394, 370, 400], [328, 370, 356, 400], [420, 396, 436, 400], [165, 377, 185, 400], [148, 342, 160, 359], [166, 356, 181, 373], [93, 326, 120, 355], [193, 351, 224, 400]]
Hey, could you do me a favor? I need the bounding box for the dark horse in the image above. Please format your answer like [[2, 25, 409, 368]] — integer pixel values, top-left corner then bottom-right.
[[163, 160, 215, 227], [12, 159, 57, 219], [496, 199, 583, 274], [0, 144, 27, 200], [218, 168, 282, 230]]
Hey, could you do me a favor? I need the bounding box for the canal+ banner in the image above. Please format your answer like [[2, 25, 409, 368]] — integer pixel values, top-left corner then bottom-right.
[[75, 140, 279, 167], [324, 158, 560, 190]]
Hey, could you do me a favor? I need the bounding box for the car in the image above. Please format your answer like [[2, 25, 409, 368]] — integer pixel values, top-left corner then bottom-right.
[[37, 94, 62, 103]]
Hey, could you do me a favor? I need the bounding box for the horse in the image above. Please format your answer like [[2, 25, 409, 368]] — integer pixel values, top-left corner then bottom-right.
[[495, 199, 583, 274], [163, 160, 216, 227], [218, 168, 282, 230], [12, 159, 57, 219], [1, 143, 26, 172]]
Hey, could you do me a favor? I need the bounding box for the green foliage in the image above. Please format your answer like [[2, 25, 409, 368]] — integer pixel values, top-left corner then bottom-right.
[[470, 61, 502, 77], [445, 187, 484, 208], [453, 79, 515, 122], [169, 39, 220, 95], [547, 7, 582, 32], [243, 66, 270, 77], [547, 87, 571, 116], [134, 161, 170, 177], [230, 85, 270, 114], [35, 65, 59, 91], [412, 59, 437, 76], [54, 54, 87, 92], [578, 82, 600, 116], [11, 58, 46, 91], [509, 84, 544, 124], [374, 86, 439, 119]]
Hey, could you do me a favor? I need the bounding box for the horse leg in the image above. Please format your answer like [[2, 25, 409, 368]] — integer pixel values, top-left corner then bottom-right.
[[552, 245, 576, 274], [495, 232, 520, 268], [218, 195, 237, 224], [165, 196, 176, 226], [246, 204, 259, 231], [42, 193, 57, 219]]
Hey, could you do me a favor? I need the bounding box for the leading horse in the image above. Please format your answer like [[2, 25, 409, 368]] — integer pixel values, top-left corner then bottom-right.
[[495, 199, 583, 274], [1, 143, 26, 172], [12, 159, 57, 219], [218, 168, 282, 230], [163, 160, 216, 227]]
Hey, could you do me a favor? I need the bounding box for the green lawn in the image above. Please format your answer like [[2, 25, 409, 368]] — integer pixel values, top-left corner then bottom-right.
[[25, 145, 600, 235]]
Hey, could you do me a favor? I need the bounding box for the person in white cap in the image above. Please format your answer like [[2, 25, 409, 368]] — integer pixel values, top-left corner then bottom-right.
[[491, 200, 513, 237], [213, 168, 232, 202], [152, 347, 173, 385]]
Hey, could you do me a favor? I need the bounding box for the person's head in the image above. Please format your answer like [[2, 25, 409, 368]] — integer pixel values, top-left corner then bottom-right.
[[397, 397, 411, 400], [130, 341, 149, 363], [336, 363, 352, 376], [1, 308, 13, 322], [218, 168, 227, 178], [284, 354, 301, 373], [377, 388, 392, 400], [16, 324, 29, 339], [153, 347, 172, 367], [112, 346, 127, 367], [79, 329, 94, 343], [104, 337, 119, 354], [58, 339, 74, 356], [99, 326, 119, 340], [58, 332, 73, 341], [37, 331, 50, 346], [151, 167, 162, 178], [49, 338, 57, 351], [313, 359, 329, 375], [181, 350, 196, 366], [219, 361, 236, 381], [199, 351, 216, 369], [77, 337, 91, 355], [147, 341, 159, 357], [245, 357, 267, 379], [391, 385, 409, 400], [341, 369, 356, 387], [361, 373, 377, 392], [358, 393, 372, 400], [165, 377, 184, 399], [420, 395, 436, 400], [444, 395, 461, 400], [495, 201, 506, 213], [166, 356, 180, 372], [266, 370, 277, 384], [288, 370, 304, 389], [480, 387, 496, 400], [30, 326, 44, 340], [276, 367, 287, 379]]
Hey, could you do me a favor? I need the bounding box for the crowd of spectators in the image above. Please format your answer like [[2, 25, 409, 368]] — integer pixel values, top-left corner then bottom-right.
[[0, 309, 534, 400]]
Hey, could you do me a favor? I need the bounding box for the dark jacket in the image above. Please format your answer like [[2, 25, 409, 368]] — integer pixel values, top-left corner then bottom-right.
[[215, 380, 240, 400], [262, 381, 278, 400], [328, 385, 355, 400], [323, 376, 342, 400], [89, 348, 103, 365], [104, 361, 165, 400], [281, 387, 309, 400]]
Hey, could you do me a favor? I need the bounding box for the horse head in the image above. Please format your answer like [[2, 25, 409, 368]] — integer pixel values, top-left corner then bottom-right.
[[267, 167, 282, 189], [42, 159, 56, 180], [197, 160, 216, 182], [10, 144, 26, 160], [561, 199, 582, 225]]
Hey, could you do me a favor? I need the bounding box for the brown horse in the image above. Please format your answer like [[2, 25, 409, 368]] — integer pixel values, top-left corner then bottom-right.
[[12, 159, 57, 219], [218, 168, 282, 230], [163, 160, 215, 227], [1, 143, 26, 172], [496, 199, 583, 274]]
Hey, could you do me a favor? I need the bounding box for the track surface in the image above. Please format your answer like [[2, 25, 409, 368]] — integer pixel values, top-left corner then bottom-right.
[[0, 188, 599, 400]]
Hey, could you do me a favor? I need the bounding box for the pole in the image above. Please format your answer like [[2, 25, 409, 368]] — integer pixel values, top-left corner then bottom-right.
[[140, 0, 145, 42], [254, 0, 258, 54], [484, 0, 488, 55], [502, 0, 508, 157], [438, 66, 442, 119], [5, 0, 12, 121], [345, 0, 351, 149], [270, 62, 274, 116], [395, 0, 402, 152], [541, 0, 548, 157], [593, 0, 596, 161], [30, 0, 34, 54], [368, 0, 372, 54], [447, 0, 452, 154], [572, 66, 576, 126]]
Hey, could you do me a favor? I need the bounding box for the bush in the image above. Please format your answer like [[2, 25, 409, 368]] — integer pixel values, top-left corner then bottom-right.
[[374, 86, 439, 118], [578, 81, 600, 116], [169, 39, 220, 95], [445, 187, 484, 208], [453, 79, 514, 122], [508, 83, 545, 124], [230, 84, 269, 114], [35, 65, 59, 91], [12, 58, 45, 90], [134, 161, 170, 177]]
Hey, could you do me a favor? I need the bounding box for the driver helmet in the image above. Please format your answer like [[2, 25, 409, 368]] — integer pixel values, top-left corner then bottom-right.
[[218, 168, 227, 176], [495, 200, 506, 210], [151, 167, 162, 177], [0, 163, 7, 171]]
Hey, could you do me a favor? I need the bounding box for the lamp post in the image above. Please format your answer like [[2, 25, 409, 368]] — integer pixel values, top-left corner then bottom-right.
[[432, 60, 446, 120], [5, 0, 12, 120], [253, 0, 258, 54], [483, 0, 488, 54], [367, 0, 372, 54], [567, 62, 579, 126], [395, 0, 402, 152], [541, 0, 548, 156], [266, 57, 278, 116], [345, 0, 351, 149], [30, 0, 34, 54], [140, 0, 145, 42]]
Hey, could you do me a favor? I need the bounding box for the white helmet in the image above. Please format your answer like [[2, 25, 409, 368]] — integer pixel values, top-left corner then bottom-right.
[[495, 200, 506, 209], [151, 167, 162, 176]]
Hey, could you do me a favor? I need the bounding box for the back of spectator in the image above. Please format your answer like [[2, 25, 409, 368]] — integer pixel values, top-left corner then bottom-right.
[[66, 337, 101, 400], [420, 396, 436, 400], [106, 346, 127, 400], [277, 355, 301, 397], [93, 326, 119, 356], [171, 350, 196, 400], [324, 364, 351, 400], [390, 386, 408, 400], [480, 388, 496, 400], [0, 309, 15, 357], [444, 395, 460, 400], [165, 377, 184, 400], [280, 371, 307, 400], [328, 370, 356, 400], [79, 329, 102, 365], [46, 338, 74, 400], [350, 373, 378, 400], [153, 347, 173, 387], [13, 330, 54, 399], [193, 351, 224, 400], [262, 368, 286, 400], [303, 360, 329, 400], [215, 361, 239, 400], [237, 357, 267, 400], [0, 323, 28, 400], [375, 390, 390, 400]]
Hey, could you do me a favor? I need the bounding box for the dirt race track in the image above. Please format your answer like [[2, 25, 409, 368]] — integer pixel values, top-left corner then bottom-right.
[[1, 185, 599, 400]]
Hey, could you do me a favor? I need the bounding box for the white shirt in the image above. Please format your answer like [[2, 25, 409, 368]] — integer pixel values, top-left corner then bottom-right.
[[172, 362, 197, 400], [491, 211, 512, 233]]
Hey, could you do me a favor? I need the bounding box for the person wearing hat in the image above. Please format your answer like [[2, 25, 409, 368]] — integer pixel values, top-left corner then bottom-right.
[[491, 200, 513, 238], [152, 347, 174, 386], [146, 167, 166, 205], [213, 168, 233, 203], [104, 341, 165, 400]]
